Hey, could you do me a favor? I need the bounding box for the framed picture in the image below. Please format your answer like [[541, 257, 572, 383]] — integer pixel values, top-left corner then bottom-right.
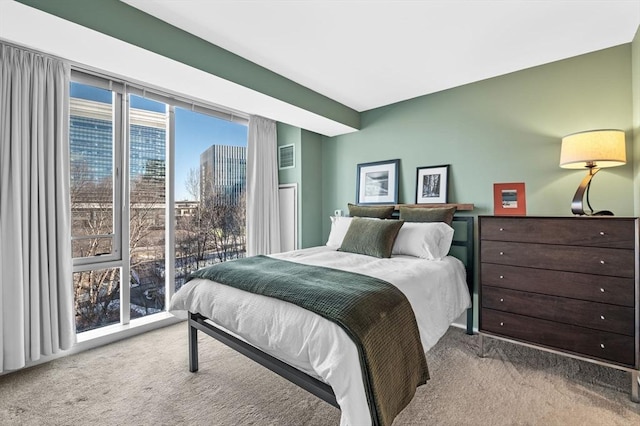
[[356, 159, 399, 205], [493, 182, 526, 215], [415, 165, 449, 204]]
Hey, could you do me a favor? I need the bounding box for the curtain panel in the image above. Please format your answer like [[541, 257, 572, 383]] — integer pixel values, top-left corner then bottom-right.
[[246, 115, 281, 256], [0, 44, 75, 372]]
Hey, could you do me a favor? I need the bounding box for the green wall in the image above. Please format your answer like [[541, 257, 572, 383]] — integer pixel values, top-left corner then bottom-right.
[[315, 44, 636, 330], [277, 124, 303, 185], [299, 131, 324, 247], [322, 45, 635, 239], [277, 123, 302, 247], [277, 124, 324, 249]]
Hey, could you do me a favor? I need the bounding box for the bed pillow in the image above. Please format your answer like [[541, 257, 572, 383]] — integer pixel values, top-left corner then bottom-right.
[[339, 217, 404, 258], [326, 216, 354, 248], [347, 203, 395, 219], [399, 206, 456, 225], [391, 222, 455, 260]]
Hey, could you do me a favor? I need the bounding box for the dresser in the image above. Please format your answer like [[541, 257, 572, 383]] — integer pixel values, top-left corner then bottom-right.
[[478, 216, 639, 402]]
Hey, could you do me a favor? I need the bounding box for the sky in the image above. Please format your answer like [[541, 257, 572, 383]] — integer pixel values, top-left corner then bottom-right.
[[173, 107, 247, 200], [71, 82, 248, 201]]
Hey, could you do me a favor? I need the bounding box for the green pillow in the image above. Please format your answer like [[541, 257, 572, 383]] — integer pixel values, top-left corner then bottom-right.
[[339, 218, 404, 258], [347, 203, 395, 219], [399, 206, 456, 225]]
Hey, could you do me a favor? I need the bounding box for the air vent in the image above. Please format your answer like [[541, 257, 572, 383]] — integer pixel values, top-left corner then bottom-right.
[[278, 144, 295, 170]]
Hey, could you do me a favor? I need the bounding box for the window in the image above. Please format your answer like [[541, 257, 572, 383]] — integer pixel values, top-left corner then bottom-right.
[[70, 77, 123, 332], [70, 81, 120, 264], [173, 107, 248, 291], [128, 94, 168, 320], [69, 70, 248, 334]]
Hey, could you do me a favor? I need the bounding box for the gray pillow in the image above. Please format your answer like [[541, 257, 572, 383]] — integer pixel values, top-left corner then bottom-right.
[[399, 206, 456, 225], [339, 218, 404, 258], [347, 203, 395, 219]]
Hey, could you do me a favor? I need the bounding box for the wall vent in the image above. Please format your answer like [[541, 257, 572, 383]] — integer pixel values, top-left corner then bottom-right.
[[278, 144, 295, 170]]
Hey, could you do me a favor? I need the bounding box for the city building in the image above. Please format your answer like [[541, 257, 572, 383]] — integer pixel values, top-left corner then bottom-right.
[[199, 144, 246, 205], [70, 96, 167, 192]]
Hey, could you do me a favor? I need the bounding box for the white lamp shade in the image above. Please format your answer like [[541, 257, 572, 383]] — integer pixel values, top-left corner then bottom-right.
[[560, 129, 626, 169]]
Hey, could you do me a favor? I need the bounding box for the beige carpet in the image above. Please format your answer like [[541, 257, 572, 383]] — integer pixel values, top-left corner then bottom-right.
[[1, 323, 639, 425]]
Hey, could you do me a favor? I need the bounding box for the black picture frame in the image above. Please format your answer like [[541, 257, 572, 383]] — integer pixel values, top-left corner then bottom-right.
[[355, 159, 400, 205], [415, 164, 449, 204]]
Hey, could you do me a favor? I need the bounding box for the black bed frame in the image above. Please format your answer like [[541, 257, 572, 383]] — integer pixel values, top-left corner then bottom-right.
[[186, 215, 475, 411]]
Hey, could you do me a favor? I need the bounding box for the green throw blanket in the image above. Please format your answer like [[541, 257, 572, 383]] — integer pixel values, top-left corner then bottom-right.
[[187, 255, 429, 426]]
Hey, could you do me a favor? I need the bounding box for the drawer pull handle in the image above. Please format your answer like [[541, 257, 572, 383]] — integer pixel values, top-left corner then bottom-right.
[[600, 343, 605, 349], [499, 275, 504, 279], [600, 260, 605, 264], [499, 228, 504, 231], [600, 315, 605, 320], [500, 298, 504, 302], [600, 288, 605, 293], [499, 252, 504, 256], [599, 231, 605, 236], [500, 322, 504, 326]]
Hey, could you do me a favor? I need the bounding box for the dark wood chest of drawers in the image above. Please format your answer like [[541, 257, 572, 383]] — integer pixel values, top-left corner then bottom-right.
[[478, 216, 639, 401]]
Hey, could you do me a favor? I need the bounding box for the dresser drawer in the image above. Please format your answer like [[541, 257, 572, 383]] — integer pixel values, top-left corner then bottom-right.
[[481, 240, 635, 278], [480, 263, 635, 307], [480, 217, 637, 249], [482, 286, 635, 336], [481, 309, 636, 367]]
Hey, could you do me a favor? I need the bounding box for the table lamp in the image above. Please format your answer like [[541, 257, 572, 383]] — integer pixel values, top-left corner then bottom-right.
[[559, 129, 626, 216]]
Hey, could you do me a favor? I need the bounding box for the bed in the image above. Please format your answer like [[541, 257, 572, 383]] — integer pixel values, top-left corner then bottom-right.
[[170, 208, 474, 426]]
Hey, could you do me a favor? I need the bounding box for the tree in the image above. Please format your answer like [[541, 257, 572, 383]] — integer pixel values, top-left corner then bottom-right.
[[72, 159, 246, 331], [71, 161, 121, 331], [177, 167, 210, 271], [71, 158, 165, 332], [175, 167, 246, 289], [128, 164, 166, 317]]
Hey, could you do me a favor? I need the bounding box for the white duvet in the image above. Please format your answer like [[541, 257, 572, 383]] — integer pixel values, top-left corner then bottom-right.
[[170, 246, 471, 426]]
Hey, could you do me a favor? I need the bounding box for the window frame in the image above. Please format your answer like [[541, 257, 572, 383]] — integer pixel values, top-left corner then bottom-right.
[[70, 67, 248, 336], [70, 71, 125, 267]]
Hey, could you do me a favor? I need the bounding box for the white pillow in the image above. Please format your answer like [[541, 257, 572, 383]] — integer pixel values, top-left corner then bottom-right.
[[326, 216, 353, 248], [391, 222, 454, 260]]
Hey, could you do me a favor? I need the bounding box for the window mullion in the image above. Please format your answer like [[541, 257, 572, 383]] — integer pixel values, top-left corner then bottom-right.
[[165, 105, 176, 307], [119, 89, 131, 326]]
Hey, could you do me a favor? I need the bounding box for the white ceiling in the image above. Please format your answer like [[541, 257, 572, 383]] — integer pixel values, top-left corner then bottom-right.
[[123, 0, 640, 112], [1, 0, 358, 136]]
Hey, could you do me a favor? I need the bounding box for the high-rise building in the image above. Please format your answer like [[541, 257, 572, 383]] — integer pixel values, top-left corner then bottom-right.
[[69, 97, 168, 253], [199, 144, 246, 205], [69, 97, 166, 192]]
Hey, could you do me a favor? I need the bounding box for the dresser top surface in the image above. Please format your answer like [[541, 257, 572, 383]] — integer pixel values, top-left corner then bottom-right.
[[479, 215, 639, 220]]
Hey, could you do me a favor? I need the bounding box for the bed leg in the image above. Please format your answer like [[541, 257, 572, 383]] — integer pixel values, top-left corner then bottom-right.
[[466, 308, 473, 335], [188, 318, 199, 372], [631, 370, 639, 403]]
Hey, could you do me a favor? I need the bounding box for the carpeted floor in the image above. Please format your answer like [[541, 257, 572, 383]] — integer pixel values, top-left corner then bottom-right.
[[1, 323, 639, 425]]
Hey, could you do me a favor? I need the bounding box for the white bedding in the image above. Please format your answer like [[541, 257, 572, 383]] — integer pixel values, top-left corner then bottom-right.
[[170, 246, 471, 426]]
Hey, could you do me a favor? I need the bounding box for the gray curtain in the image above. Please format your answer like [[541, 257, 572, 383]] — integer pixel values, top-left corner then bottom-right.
[[246, 115, 281, 256], [0, 44, 75, 372]]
